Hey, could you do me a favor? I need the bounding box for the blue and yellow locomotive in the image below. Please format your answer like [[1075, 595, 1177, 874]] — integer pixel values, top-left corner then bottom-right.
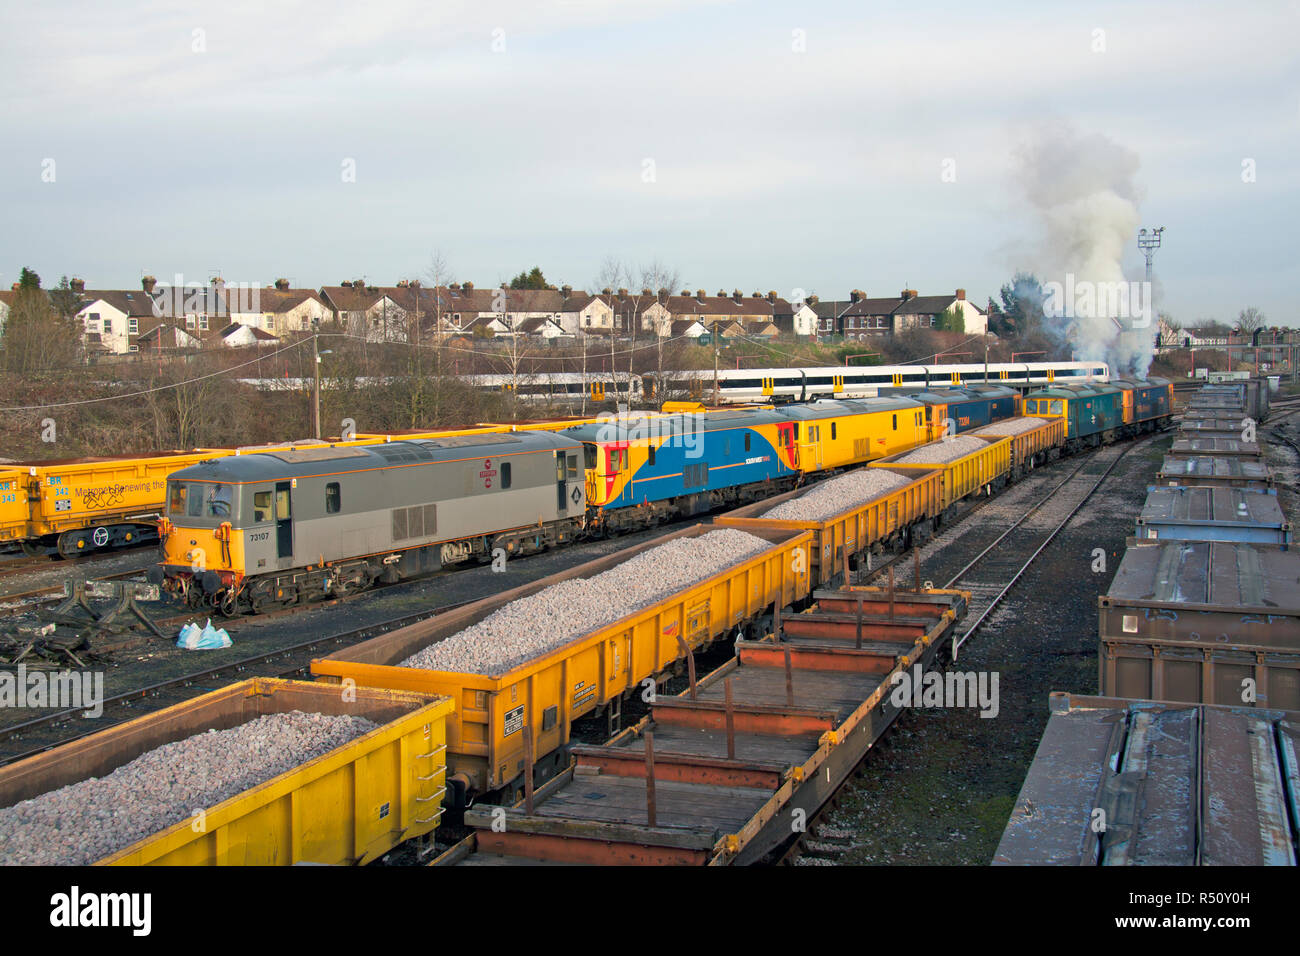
[[1024, 378, 1172, 452]]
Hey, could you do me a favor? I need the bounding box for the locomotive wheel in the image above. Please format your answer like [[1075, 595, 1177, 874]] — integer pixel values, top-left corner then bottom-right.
[[185, 587, 204, 611], [333, 568, 372, 597], [19, 539, 45, 558], [249, 580, 298, 614]]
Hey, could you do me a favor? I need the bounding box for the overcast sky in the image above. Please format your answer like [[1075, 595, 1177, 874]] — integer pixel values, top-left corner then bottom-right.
[[2, 0, 1296, 325]]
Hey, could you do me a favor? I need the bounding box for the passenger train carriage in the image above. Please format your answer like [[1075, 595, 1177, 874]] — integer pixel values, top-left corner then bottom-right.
[[656, 360, 1107, 405]]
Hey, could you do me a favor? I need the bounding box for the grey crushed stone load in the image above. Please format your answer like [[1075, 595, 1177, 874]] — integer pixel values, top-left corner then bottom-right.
[[763, 469, 909, 522], [890, 435, 989, 465], [0, 710, 378, 866], [400, 529, 771, 675], [974, 417, 1046, 436]]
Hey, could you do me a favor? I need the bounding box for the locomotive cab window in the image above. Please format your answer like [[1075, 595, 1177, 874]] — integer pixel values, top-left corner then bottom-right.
[[325, 482, 341, 513], [831, 422, 837, 440], [253, 490, 272, 522], [891, 414, 897, 430], [647, 444, 656, 467], [744, 432, 751, 452], [206, 483, 233, 518], [567, 454, 578, 478], [502, 462, 512, 489], [169, 483, 187, 515], [583, 443, 597, 470]]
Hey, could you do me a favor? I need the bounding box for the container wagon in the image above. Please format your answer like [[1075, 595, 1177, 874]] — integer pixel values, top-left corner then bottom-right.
[[1168, 435, 1262, 459], [0, 678, 454, 865], [1098, 540, 1300, 710], [1155, 455, 1275, 491], [1134, 485, 1291, 547], [995, 692, 1298, 865]]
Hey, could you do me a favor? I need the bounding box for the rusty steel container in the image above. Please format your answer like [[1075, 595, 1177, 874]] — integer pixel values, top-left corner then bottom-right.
[[1098, 540, 1300, 710]]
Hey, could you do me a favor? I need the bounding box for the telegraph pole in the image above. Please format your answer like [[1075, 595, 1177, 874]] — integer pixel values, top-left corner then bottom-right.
[[712, 325, 720, 405], [313, 334, 321, 440]]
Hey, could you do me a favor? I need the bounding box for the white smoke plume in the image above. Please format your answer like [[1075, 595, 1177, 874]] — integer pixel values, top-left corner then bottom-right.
[[1012, 125, 1155, 378]]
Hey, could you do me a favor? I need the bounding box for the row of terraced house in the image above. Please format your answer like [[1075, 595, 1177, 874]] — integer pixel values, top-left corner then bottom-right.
[[0, 276, 990, 356]]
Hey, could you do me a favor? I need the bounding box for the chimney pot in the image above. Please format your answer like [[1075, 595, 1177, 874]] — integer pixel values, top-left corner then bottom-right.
[[956, 288, 966, 301], [696, 289, 706, 300], [142, 275, 157, 293], [463, 281, 474, 291], [70, 277, 85, 294], [275, 278, 289, 291]]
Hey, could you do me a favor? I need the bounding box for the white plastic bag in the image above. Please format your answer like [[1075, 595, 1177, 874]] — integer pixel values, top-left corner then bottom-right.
[[176, 618, 232, 650]]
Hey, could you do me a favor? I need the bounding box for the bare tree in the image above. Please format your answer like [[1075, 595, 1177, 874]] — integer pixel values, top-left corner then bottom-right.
[[637, 259, 680, 405], [491, 287, 535, 419], [1237, 307, 1266, 336], [423, 249, 455, 423], [591, 256, 626, 405]]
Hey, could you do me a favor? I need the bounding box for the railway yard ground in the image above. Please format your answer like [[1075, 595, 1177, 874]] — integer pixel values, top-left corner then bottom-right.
[[1, 394, 1297, 868]]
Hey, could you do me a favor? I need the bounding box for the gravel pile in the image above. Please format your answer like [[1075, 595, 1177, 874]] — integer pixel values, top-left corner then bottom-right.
[[0, 711, 377, 866], [974, 417, 1043, 437], [764, 470, 909, 522], [400, 529, 771, 675], [891, 435, 989, 465]]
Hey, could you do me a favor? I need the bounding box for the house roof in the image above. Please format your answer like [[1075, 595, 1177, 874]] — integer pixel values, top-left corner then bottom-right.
[[894, 294, 963, 315], [320, 285, 393, 313], [218, 323, 279, 341], [811, 300, 848, 319], [224, 288, 328, 315], [366, 286, 599, 317], [517, 316, 562, 334], [136, 322, 200, 346], [840, 297, 908, 317]]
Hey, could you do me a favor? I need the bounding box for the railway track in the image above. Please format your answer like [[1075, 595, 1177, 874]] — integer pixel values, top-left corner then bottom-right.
[[777, 435, 1156, 865], [0, 596, 483, 766], [0, 544, 149, 586]]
